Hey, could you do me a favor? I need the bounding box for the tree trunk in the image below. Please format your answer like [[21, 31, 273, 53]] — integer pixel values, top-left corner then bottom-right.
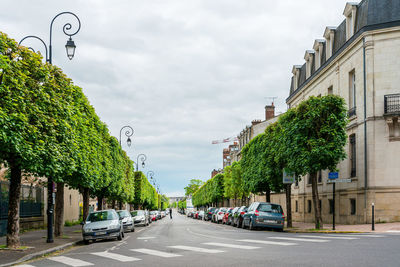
[[82, 188, 90, 221], [54, 183, 64, 237], [111, 200, 116, 209], [265, 184, 271, 202], [98, 195, 103, 210], [7, 163, 22, 248], [310, 172, 322, 229], [285, 184, 292, 228], [119, 201, 123, 210]]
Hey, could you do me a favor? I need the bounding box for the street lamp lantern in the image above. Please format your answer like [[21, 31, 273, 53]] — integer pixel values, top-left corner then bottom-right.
[[65, 37, 76, 60], [127, 137, 132, 147], [142, 161, 145, 168]]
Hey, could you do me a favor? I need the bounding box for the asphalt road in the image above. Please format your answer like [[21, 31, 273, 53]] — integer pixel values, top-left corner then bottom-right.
[[19, 213, 400, 267]]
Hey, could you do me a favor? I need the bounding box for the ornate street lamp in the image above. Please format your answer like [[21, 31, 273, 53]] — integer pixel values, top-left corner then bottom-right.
[[136, 154, 147, 171], [19, 12, 81, 244], [119, 126, 134, 147], [146, 171, 154, 180]]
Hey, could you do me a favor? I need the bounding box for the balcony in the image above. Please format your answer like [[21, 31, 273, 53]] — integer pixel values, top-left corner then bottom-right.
[[384, 94, 400, 141], [348, 107, 356, 118], [384, 94, 400, 115]]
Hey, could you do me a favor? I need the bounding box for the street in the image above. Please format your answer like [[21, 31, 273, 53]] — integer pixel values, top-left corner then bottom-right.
[[19, 212, 400, 267]]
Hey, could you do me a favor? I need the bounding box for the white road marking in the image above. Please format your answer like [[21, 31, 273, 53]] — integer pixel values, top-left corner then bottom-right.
[[238, 239, 296, 246], [131, 248, 182, 258], [169, 245, 224, 253], [386, 230, 400, 233], [203, 242, 260, 250], [269, 237, 330, 243], [298, 235, 359, 240], [91, 251, 141, 262], [330, 234, 383, 238], [137, 236, 156, 239], [48, 256, 94, 266], [18, 265, 36, 267]]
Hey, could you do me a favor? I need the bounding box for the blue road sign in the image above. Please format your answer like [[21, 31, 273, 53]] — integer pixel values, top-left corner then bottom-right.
[[328, 172, 339, 179]]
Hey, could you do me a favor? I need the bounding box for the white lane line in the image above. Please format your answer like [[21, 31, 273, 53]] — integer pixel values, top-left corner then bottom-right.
[[137, 236, 156, 239], [48, 256, 94, 266], [18, 265, 36, 267], [168, 245, 224, 254], [298, 235, 359, 240], [238, 239, 296, 246], [268, 237, 330, 243], [330, 234, 383, 238], [386, 230, 400, 233], [131, 248, 182, 258], [91, 251, 141, 262], [203, 242, 260, 250]]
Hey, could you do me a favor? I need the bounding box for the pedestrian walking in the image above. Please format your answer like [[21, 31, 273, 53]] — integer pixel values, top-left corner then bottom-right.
[[170, 208, 172, 219]]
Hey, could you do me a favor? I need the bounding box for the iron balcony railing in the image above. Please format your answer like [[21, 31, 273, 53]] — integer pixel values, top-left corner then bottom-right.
[[348, 107, 357, 117], [384, 94, 400, 114]]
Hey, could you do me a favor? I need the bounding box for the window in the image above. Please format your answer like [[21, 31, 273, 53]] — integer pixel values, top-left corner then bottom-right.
[[344, 3, 357, 40], [319, 200, 322, 211], [349, 70, 356, 109], [295, 178, 299, 187], [350, 134, 356, 177], [350, 199, 356, 215], [307, 200, 312, 213], [69, 194, 72, 206], [328, 86, 333, 95], [329, 199, 334, 214], [324, 27, 336, 59], [318, 170, 322, 183], [295, 200, 298, 212]]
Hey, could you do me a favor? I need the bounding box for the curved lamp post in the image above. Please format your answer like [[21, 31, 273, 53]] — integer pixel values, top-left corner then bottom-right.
[[119, 125, 134, 147], [146, 171, 154, 180], [136, 154, 147, 171], [19, 12, 81, 244], [19, 12, 81, 63]]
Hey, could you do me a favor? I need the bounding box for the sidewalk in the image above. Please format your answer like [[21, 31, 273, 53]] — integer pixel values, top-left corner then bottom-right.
[[286, 221, 400, 233], [0, 225, 82, 267]]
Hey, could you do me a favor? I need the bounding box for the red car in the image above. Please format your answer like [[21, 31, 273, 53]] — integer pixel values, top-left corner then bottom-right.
[[222, 208, 234, 224]]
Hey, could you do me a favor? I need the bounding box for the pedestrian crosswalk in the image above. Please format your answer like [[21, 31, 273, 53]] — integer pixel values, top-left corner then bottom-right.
[[22, 233, 384, 266]]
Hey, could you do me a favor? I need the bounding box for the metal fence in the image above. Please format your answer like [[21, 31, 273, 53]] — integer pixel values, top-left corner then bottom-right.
[[384, 94, 400, 114], [0, 181, 44, 236]]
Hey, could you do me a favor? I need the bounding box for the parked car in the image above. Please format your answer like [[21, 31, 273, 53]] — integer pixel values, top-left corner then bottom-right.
[[145, 210, 152, 224], [228, 207, 240, 225], [222, 208, 234, 225], [194, 211, 199, 219], [233, 206, 248, 228], [156, 211, 162, 220], [205, 207, 216, 221], [242, 202, 285, 231], [187, 210, 194, 218], [198, 210, 205, 220], [211, 208, 220, 223], [117, 210, 135, 232], [161, 211, 166, 218], [216, 208, 227, 224], [150, 211, 157, 221], [82, 209, 124, 244], [131, 210, 148, 226]]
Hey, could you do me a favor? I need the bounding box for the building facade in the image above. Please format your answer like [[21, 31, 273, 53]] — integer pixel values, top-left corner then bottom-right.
[[287, 0, 400, 224]]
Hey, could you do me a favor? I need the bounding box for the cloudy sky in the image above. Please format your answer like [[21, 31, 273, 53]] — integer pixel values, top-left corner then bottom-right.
[[1, 0, 348, 197]]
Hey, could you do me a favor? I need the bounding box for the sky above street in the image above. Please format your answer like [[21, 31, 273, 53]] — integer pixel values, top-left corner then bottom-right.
[[1, 0, 348, 197]]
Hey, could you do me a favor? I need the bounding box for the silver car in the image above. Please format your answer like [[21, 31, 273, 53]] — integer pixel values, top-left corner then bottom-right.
[[82, 209, 124, 244], [117, 210, 135, 232], [131, 210, 149, 226]]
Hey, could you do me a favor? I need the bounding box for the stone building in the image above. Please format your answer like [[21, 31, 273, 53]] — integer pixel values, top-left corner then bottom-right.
[[287, 0, 400, 224]]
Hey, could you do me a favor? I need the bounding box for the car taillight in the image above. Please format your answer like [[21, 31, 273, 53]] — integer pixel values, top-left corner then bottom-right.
[[255, 210, 259, 216], [240, 211, 245, 215], [208, 212, 212, 214], [282, 211, 285, 219], [218, 212, 222, 215]]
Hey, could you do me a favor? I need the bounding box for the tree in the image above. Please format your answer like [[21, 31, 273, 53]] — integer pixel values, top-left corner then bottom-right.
[[282, 95, 347, 229], [184, 179, 204, 196]]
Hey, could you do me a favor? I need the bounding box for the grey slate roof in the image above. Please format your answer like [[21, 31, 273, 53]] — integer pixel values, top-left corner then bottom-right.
[[287, 0, 400, 102]]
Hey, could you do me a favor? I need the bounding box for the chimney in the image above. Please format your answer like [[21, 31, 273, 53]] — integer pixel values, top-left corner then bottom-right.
[[265, 103, 275, 120], [251, 119, 262, 126]]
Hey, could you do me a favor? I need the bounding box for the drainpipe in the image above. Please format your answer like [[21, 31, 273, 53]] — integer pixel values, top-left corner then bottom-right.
[[362, 37, 368, 223]]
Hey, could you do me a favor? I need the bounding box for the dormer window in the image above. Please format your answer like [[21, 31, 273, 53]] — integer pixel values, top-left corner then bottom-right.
[[292, 65, 302, 90], [324, 26, 336, 60], [313, 39, 325, 70], [344, 3, 358, 40], [304, 50, 315, 79]]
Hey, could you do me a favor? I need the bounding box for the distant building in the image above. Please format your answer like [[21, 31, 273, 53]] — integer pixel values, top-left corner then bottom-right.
[[169, 196, 185, 204]]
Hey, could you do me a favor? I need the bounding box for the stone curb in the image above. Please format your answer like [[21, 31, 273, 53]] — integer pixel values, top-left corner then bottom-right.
[[0, 241, 80, 267]]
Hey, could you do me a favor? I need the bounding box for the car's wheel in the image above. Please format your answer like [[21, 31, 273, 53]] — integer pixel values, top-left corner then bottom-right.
[[84, 239, 90, 245], [131, 227, 135, 232]]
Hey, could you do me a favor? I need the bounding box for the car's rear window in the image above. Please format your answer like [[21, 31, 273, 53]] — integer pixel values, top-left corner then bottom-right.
[[117, 210, 130, 217], [131, 210, 144, 216], [87, 211, 117, 222], [219, 208, 227, 212], [258, 204, 282, 213]]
